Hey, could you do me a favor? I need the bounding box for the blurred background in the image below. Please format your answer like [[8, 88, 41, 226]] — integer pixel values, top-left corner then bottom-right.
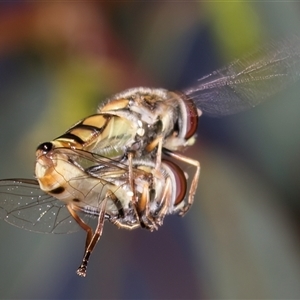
[[0, 2, 300, 299]]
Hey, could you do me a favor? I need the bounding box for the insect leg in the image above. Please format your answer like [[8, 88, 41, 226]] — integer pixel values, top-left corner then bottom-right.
[[106, 190, 140, 229], [163, 149, 200, 216], [126, 151, 141, 224], [67, 205, 93, 251], [155, 136, 163, 170], [112, 180, 158, 231], [145, 135, 163, 169], [112, 219, 140, 230], [75, 197, 107, 277], [127, 151, 136, 204], [152, 176, 172, 225], [137, 181, 158, 231], [107, 190, 125, 218]]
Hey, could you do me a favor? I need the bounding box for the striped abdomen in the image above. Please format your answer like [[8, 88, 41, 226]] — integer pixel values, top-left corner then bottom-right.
[[48, 113, 139, 158]]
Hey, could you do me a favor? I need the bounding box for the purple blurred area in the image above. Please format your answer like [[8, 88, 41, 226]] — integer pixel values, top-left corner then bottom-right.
[[1, 2, 300, 299]]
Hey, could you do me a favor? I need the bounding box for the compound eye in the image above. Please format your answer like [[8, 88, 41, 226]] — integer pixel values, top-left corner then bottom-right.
[[163, 160, 187, 206], [36, 142, 53, 154], [183, 98, 198, 139]]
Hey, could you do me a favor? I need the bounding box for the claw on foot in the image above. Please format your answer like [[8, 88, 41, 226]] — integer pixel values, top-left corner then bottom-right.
[[76, 265, 87, 277]]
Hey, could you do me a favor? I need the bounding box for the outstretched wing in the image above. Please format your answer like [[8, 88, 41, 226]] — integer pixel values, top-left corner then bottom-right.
[[0, 179, 93, 234], [184, 36, 300, 116], [0, 149, 142, 234]]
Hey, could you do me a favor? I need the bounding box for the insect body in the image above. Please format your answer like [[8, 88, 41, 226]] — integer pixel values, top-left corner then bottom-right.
[[47, 88, 199, 216], [1, 36, 300, 277], [1, 145, 187, 276]]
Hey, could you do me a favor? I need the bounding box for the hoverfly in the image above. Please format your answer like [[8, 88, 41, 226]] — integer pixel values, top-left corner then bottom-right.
[[1, 146, 187, 276], [0, 36, 300, 277]]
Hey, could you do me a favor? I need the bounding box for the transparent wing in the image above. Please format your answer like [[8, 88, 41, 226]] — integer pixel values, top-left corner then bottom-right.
[[53, 147, 148, 181], [0, 149, 146, 234], [0, 179, 95, 234], [183, 36, 300, 116]]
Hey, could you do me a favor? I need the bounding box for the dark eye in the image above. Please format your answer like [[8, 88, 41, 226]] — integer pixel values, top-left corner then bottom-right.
[[36, 142, 53, 153]]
